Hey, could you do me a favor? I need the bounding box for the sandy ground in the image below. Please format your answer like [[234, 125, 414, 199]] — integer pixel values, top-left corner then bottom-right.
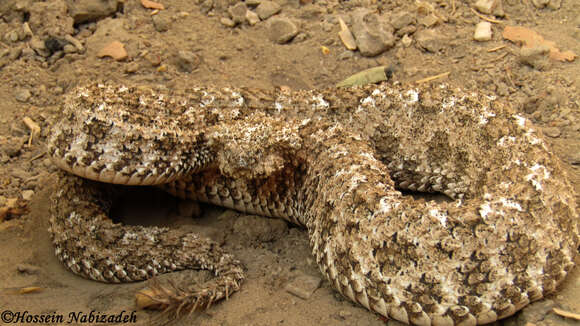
[[0, 0, 579, 325]]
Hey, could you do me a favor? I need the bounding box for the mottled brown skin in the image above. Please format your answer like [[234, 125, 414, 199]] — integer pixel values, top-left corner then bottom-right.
[[48, 82, 579, 325]]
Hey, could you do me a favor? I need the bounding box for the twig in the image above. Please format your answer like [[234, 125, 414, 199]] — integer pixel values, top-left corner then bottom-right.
[[415, 72, 451, 84], [471, 8, 504, 24], [487, 45, 506, 52], [488, 52, 508, 63], [29, 151, 46, 162], [552, 308, 580, 321]]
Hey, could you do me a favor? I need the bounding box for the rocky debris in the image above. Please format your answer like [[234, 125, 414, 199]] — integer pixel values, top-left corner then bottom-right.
[[67, 0, 122, 25], [284, 273, 322, 300], [97, 41, 128, 61], [232, 215, 288, 243], [351, 10, 395, 57], [415, 29, 444, 53], [173, 50, 201, 73], [14, 88, 31, 103], [256, 1, 281, 20], [519, 45, 551, 70], [27, 0, 74, 37], [268, 17, 298, 44], [246, 10, 260, 26], [152, 12, 171, 32], [474, 22, 492, 41], [228, 2, 248, 25], [474, 0, 504, 16]]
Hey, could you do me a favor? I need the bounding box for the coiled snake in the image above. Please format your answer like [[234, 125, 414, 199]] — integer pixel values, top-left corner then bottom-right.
[[47, 82, 578, 325]]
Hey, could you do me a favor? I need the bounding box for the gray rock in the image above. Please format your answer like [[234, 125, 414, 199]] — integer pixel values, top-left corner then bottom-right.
[[268, 17, 298, 44], [14, 88, 31, 103], [67, 0, 120, 24], [391, 11, 415, 30], [174, 50, 200, 73], [152, 13, 171, 32], [232, 215, 288, 243], [415, 29, 445, 53], [228, 2, 248, 24], [351, 10, 395, 57], [256, 0, 281, 20], [285, 274, 322, 300]]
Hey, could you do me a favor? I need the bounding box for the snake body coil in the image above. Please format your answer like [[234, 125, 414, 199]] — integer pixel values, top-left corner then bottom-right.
[[48, 82, 578, 325]]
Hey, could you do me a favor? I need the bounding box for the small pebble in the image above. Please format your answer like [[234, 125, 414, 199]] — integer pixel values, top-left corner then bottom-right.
[[228, 2, 248, 24], [401, 34, 413, 47], [285, 274, 322, 300], [268, 17, 298, 44], [174, 50, 201, 73], [338, 310, 352, 319], [256, 0, 281, 20], [63, 44, 77, 53], [152, 13, 171, 32], [246, 10, 260, 26], [21, 190, 34, 201], [220, 17, 236, 27], [17, 264, 42, 275], [474, 22, 492, 42], [14, 88, 32, 103], [125, 62, 140, 73], [542, 127, 561, 138], [415, 29, 444, 53], [390, 11, 415, 30]]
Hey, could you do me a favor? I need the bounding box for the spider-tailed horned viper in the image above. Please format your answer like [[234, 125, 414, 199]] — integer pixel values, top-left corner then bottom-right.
[[47, 81, 579, 325]]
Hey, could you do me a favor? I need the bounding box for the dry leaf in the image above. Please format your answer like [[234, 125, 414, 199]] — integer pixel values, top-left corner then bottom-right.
[[97, 41, 128, 61], [135, 288, 168, 310], [502, 26, 576, 62], [337, 66, 391, 88], [141, 0, 164, 10], [552, 307, 580, 321], [337, 17, 357, 51]]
